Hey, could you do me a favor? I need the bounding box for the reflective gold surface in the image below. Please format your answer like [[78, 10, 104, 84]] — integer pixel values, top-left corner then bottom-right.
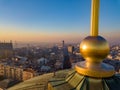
[[80, 36, 109, 64], [75, 61, 115, 78], [76, 36, 115, 78], [91, 0, 99, 36]]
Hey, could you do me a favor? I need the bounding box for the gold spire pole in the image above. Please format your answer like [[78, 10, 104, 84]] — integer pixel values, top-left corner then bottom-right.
[[75, 0, 115, 78], [90, 0, 99, 36]]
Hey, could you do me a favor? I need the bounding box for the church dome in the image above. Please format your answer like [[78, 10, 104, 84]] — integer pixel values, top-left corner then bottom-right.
[[48, 70, 120, 90]]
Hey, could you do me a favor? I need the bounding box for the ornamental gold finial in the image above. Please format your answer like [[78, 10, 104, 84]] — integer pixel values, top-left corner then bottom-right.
[[75, 0, 115, 78]]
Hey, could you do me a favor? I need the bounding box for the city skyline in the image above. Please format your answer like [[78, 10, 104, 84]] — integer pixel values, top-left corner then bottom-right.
[[0, 0, 120, 43]]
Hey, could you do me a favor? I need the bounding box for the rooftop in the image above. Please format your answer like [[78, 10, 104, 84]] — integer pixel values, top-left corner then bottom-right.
[[8, 69, 71, 90]]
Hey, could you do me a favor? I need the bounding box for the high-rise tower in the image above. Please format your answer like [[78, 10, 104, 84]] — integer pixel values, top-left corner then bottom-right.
[[0, 41, 13, 58], [62, 41, 71, 69], [62, 40, 64, 48]]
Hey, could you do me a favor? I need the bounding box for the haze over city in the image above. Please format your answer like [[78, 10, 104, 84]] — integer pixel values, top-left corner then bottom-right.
[[0, 0, 120, 44], [0, 0, 120, 89]]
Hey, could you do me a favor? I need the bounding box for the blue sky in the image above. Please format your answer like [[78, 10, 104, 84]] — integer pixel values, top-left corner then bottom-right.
[[0, 0, 120, 43]]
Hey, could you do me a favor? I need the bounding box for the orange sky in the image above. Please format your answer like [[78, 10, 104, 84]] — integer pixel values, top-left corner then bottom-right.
[[0, 26, 85, 43], [0, 26, 119, 44]]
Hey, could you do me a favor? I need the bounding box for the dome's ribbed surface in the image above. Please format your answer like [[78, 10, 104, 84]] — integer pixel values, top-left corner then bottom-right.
[[48, 70, 120, 90]]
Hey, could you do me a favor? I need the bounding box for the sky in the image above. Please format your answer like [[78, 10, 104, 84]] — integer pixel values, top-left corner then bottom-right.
[[0, 0, 120, 44]]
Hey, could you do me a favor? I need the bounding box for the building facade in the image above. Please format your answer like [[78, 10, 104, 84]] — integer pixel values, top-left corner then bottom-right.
[[0, 64, 35, 81], [0, 41, 13, 59]]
